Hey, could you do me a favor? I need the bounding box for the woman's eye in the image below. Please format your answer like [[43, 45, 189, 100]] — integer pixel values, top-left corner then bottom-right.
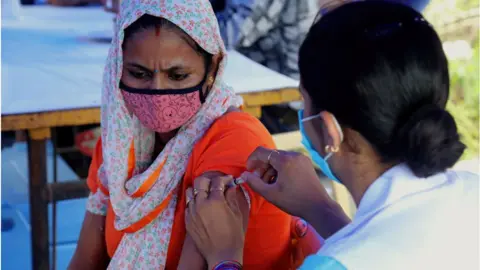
[[168, 73, 189, 81], [129, 70, 149, 79]]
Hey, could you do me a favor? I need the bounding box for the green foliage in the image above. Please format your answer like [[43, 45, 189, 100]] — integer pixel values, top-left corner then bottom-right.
[[446, 40, 479, 160], [424, 0, 479, 160]]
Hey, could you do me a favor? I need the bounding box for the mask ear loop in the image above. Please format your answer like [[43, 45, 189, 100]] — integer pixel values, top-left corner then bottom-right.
[[301, 112, 344, 141], [301, 113, 321, 122]]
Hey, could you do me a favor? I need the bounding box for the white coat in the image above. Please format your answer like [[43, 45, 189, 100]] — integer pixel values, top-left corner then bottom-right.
[[301, 164, 479, 270]]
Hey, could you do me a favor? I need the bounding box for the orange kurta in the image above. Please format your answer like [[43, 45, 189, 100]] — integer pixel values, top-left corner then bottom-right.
[[87, 111, 317, 269]]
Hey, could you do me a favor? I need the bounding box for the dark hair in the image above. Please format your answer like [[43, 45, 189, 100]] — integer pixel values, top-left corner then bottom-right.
[[299, 1, 465, 178], [123, 15, 212, 68]]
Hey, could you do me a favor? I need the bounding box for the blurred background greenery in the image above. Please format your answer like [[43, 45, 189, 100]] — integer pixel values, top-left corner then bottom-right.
[[424, 0, 479, 160]]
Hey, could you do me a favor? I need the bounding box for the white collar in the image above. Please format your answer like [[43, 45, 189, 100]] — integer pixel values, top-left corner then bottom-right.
[[354, 163, 409, 218], [355, 163, 448, 218], [322, 164, 451, 247]]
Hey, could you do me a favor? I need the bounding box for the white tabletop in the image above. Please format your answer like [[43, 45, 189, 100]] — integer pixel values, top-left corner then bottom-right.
[[1, 5, 298, 116]]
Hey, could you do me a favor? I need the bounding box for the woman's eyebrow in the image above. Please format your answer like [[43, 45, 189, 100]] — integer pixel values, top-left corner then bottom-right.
[[125, 63, 153, 73], [125, 62, 191, 72], [162, 65, 187, 72]]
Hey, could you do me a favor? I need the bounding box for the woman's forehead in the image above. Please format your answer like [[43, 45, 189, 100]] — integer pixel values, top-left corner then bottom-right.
[[125, 23, 197, 48], [123, 29, 204, 66], [123, 15, 204, 52]]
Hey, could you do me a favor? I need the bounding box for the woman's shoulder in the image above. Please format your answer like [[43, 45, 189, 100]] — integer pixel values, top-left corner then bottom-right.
[[212, 110, 269, 132], [201, 110, 274, 147], [188, 110, 274, 169], [188, 110, 275, 172]]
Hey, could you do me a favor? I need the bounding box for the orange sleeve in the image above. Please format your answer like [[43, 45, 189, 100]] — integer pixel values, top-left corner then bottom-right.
[[167, 111, 293, 269], [87, 138, 103, 194]]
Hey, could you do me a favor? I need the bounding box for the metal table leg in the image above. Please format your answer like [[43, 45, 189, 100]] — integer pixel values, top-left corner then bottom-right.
[[28, 128, 51, 270]]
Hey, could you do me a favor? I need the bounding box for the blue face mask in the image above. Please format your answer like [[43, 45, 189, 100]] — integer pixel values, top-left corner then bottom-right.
[[298, 110, 342, 183]]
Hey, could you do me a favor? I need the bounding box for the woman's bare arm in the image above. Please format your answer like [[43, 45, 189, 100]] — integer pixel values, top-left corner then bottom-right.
[[68, 211, 110, 270], [178, 234, 207, 270]]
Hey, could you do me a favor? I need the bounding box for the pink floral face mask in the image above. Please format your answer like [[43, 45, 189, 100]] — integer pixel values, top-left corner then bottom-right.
[[120, 79, 205, 133]]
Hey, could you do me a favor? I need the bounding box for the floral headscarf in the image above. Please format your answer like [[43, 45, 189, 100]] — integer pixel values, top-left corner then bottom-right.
[[88, 0, 242, 268]]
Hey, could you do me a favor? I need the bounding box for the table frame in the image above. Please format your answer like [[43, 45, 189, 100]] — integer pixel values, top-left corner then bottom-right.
[[1, 88, 301, 270]]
